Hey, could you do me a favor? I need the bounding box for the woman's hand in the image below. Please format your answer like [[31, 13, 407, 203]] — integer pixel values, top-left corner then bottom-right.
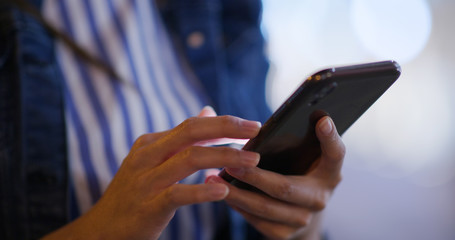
[[43, 107, 262, 240], [207, 116, 345, 240]]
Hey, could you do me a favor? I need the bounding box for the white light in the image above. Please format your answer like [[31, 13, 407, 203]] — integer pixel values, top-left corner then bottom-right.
[[262, 0, 368, 109], [351, 0, 432, 64]]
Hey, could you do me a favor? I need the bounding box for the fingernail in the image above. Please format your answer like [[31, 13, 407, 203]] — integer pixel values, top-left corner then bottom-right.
[[241, 151, 260, 165], [206, 176, 215, 184], [226, 167, 245, 176], [202, 105, 215, 111], [241, 120, 262, 131], [201, 105, 215, 113], [206, 175, 224, 184], [200, 106, 217, 117], [319, 117, 333, 136], [208, 184, 229, 198]]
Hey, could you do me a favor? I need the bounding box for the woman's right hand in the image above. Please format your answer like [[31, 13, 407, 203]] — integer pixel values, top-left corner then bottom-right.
[[43, 107, 261, 240]]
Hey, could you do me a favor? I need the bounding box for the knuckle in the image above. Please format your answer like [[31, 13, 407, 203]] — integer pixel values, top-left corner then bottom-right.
[[182, 146, 204, 169], [220, 115, 235, 124], [220, 115, 239, 130], [133, 134, 148, 147], [241, 198, 270, 216], [312, 192, 328, 211], [125, 149, 144, 168], [272, 178, 294, 199], [333, 173, 343, 186], [256, 202, 272, 216], [181, 117, 199, 140], [325, 143, 346, 166], [182, 116, 198, 127], [295, 213, 311, 227], [327, 173, 343, 189], [132, 133, 159, 150], [333, 141, 347, 160], [312, 199, 327, 211]]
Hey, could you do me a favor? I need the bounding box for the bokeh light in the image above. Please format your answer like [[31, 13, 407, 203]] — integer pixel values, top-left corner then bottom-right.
[[351, 0, 432, 64]]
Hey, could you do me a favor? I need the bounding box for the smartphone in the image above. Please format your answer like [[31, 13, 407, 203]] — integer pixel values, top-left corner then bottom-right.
[[219, 60, 401, 190]]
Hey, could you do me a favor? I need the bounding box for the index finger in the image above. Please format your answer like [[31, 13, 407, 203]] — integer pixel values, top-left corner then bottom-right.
[[143, 116, 261, 162], [310, 116, 345, 183], [132, 106, 218, 152]]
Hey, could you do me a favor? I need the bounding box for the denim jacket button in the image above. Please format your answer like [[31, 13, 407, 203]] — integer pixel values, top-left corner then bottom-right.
[[187, 31, 205, 49]]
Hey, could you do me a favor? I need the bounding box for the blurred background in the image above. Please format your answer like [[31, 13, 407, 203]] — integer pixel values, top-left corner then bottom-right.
[[261, 0, 455, 239]]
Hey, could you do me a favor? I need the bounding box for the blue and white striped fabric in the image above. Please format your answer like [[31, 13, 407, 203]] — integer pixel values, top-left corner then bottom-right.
[[43, 0, 222, 239]]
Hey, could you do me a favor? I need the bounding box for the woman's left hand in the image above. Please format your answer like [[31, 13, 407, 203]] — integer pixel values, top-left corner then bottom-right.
[[206, 116, 345, 240]]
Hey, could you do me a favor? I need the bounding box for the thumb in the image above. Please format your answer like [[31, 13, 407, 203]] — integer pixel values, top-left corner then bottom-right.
[[312, 116, 345, 181]]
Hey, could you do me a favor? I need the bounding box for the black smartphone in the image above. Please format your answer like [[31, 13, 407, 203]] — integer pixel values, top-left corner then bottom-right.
[[219, 60, 401, 190]]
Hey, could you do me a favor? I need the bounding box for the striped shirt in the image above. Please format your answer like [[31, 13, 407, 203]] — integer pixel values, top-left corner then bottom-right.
[[42, 0, 225, 239]]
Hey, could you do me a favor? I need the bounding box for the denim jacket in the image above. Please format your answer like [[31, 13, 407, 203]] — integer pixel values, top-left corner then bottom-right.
[[0, 0, 270, 239]]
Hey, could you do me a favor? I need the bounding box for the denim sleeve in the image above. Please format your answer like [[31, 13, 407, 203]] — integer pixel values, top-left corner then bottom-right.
[[0, 3, 69, 239]]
